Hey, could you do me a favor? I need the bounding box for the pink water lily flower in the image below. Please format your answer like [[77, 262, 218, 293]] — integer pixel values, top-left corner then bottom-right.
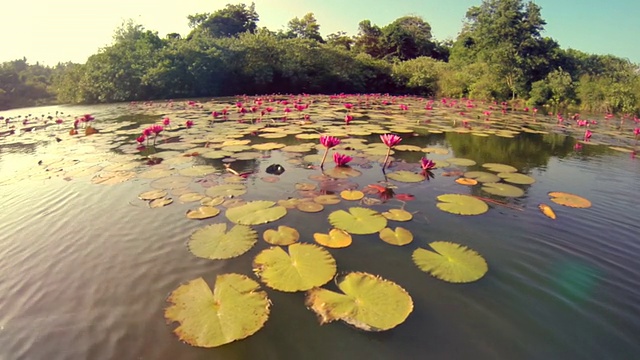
[[420, 157, 436, 170], [344, 114, 353, 125], [634, 128, 640, 137], [584, 129, 592, 141], [162, 117, 170, 126], [136, 135, 146, 144], [185, 120, 194, 128], [319, 135, 341, 167], [333, 152, 353, 167], [380, 133, 402, 169]]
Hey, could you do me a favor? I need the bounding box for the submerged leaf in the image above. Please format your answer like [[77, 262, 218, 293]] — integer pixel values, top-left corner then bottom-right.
[[305, 272, 413, 331], [164, 274, 269, 348], [253, 243, 336, 292], [412, 242, 488, 283]]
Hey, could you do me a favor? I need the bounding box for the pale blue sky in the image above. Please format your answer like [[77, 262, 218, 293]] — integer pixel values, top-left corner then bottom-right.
[[2, 0, 638, 66]]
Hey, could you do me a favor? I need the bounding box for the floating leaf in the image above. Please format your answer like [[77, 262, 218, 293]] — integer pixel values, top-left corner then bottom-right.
[[305, 272, 413, 331], [138, 189, 167, 201], [328, 207, 387, 234], [253, 244, 336, 292], [497, 172, 535, 185], [186, 206, 221, 220], [436, 194, 488, 215], [296, 201, 324, 213], [463, 171, 501, 183], [381, 209, 413, 221], [314, 229, 352, 248], [263, 226, 300, 245], [226, 201, 287, 225], [412, 242, 488, 283], [149, 197, 173, 208], [482, 163, 517, 173], [481, 182, 525, 197], [314, 194, 341, 205], [379, 227, 413, 246], [205, 184, 247, 198], [200, 196, 225, 207], [324, 166, 362, 179], [189, 223, 257, 259], [446, 158, 477, 166], [538, 204, 557, 219], [179, 165, 217, 177], [455, 178, 478, 186], [386, 171, 425, 183], [548, 192, 591, 208], [340, 190, 364, 201], [164, 274, 269, 348], [179, 192, 205, 202], [295, 182, 317, 191]]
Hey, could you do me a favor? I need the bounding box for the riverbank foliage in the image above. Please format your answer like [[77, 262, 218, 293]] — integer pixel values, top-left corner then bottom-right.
[[1, 0, 639, 114]]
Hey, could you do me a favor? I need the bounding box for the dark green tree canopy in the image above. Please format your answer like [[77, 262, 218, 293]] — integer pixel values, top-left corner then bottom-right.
[[287, 13, 323, 42], [188, 3, 259, 38]]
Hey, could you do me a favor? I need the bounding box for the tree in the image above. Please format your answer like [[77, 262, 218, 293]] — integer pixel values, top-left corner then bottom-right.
[[381, 16, 435, 61], [326, 31, 353, 50], [287, 13, 323, 42], [353, 20, 384, 58], [188, 3, 259, 38]]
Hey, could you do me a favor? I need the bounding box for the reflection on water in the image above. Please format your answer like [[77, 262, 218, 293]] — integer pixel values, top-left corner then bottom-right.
[[0, 101, 639, 360]]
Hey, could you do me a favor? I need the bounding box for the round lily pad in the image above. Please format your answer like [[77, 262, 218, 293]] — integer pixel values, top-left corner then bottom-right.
[[314, 194, 341, 205], [481, 182, 525, 197], [436, 194, 488, 215], [149, 197, 173, 208], [328, 207, 388, 234], [313, 229, 353, 248], [548, 192, 592, 208], [340, 190, 364, 201], [381, 209, 413, 221], [482, 163, 517, 173], [186, 206, 221, 220], [412, 241, 488, 283], [379, 227, 413, 246], [205, 184, 247, 198], [324, 166, 362, 179], [226, 201, 287, 225], [189, 223, 257, 260], [138, 189, 167, 201], [455, 178, 478, 186], [497, 172, 535, 185], [200, 196, 225, 207], [446, 158, 477, 166], [296, 201, 324, 213], [263, 226, 300, 245], [179, 165, 217, 177], [164, 274, 270, 348], [253, 243, 337, 292], [305, 272, 413, 331], [463, 171, 501, 183], [179, 192, 205, 202], [386, 171, 426, 183]]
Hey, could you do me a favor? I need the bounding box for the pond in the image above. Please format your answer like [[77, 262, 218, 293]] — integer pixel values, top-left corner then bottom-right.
[[0, 95, 639, 360]]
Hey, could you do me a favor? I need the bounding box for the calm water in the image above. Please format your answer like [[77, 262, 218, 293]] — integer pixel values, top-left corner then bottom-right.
[[0, 101, 639, 360]]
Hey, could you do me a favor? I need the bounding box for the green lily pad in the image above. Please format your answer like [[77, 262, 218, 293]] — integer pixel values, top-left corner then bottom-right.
[[386, 171, 426, 183], [138, 189, 167, 201], [412, 242, 488, 283], [324, 166, 362, 179], [314, 229, 353, 248], [179, 165, 217, 177], [328, 207, 388, 234], [205, 184, 247, 198], [381, 209, 413, 221], [446, 158, 477, 166], [482, 163, 518, 173], [189, 223, 257, 260], [481, 182, 525, 197], [226, 201, 287, 225], [164, 274, 270, 348], [186, 206, 221, 220], [463, 171, 501, 183], [253, 243, 336, 292], [263, 226, 300, 245], [436, 194, 488, 215], [498, 172, 536, 185], [305, 272, 413, 331], [379, 227, 413, 246], [548, 191, 592, 208]]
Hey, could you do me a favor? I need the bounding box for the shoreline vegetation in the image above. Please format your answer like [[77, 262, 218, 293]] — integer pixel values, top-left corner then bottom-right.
[[1, 0, 639, 116]]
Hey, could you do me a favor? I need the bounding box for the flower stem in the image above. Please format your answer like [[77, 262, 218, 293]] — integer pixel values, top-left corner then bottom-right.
[[382, 148, 391, 169], [320, 148, 328, 168]]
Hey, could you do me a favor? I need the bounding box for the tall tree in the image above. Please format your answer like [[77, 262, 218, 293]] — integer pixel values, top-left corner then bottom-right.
[[381, 16, 435, 61], [188, 3, 259, 38], [353, 20, 384, 58], [287, 13, 323, 42]]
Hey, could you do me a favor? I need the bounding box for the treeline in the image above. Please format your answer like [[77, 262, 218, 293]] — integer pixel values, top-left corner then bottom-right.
[[3, 0, 640, 114], [0, 58, 61, 110]]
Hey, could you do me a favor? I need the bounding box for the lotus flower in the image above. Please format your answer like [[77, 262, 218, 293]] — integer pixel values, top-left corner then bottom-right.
[[319, 135, 341, 168], [634, 128, 640, 137], [185, 120, 194, 128], [344, 103, 353, 110], [143, 127, 153, 137], [162, 117, 171, 126], [344, 114, 353, 125], [584, 129, 592, 141], [420, 157, 436, 170], [136, 135, 146, 144], [333, 152, 352, 167], [380, 133, 402, 169]]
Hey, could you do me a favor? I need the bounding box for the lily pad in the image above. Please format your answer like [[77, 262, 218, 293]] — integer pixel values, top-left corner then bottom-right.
[[314, 229, 353, 248], [314, 194, 341, 205], [164, 274, 270, 348], [200, 196, 225, 207], [381, 209, 413, 221], [386, 171, 426, 183], [296, 201, 324, 213], [186, 206, 221, 220], [205, 184, 247, 198], [189, 223, 257, 260], [324, 166, 362, 179], [253, 243, 337, 292], [463, 171, 501, 183], [455, 178, 478, 186], [482, 163, 518, 173], [328, 207, 387, 234], [226, 201, 287, 225], [412, 242, 488, 283], [446, 158, 477, 166], [436, 194, 488, 215], [340, 190, 364, 201], [548, 192, 592, 208], [379, 227, 413, 246], [497, 172, 536, 185], [179, 192, 205, 202], [138, 189, 167, 201], [481, 182, 525, 197], [263, 226, 300, 245], [149, 197, 173, 208], [305, 272, 413, 331]]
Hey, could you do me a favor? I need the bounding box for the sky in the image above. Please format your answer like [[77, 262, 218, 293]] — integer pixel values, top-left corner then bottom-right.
[[2, 0, 639, 66]]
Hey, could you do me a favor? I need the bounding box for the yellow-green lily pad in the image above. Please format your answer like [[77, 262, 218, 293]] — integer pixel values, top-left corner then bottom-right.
[[226, 201, 287, 225], [481, 182, 525, 197], [314, 229, 353, 248], [379, 227, 413, 246], [263, 226, 300, 245], [188, 223, 257, 260], [436, 194, 488, 215], [482, 163, 517, 173], [328, 207, 388, 234], [381, 209, 413, 221], [386, 171, 426, 183], [412, 241, 488, 283], [497, 172, 535, 185]]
